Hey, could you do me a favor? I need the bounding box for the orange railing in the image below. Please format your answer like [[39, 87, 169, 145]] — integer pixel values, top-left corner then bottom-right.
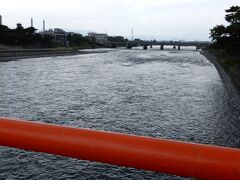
[[0, 117, 240, 180]]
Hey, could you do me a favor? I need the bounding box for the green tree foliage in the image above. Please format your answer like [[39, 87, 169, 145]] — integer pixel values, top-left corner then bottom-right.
[[108, 36, 127, 42], [210, 25, 226, 42], [0, 23, 96, 48], [210, 6, 240, 54], [0, 23, 53, 48], [67, 33, 96, 48], [225, 6, 240, 24], [108, 36, 128, 48]]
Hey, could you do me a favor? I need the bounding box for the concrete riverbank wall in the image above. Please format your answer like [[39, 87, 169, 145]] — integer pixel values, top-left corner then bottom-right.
[[0, 48, 80, 62], [201, 50, 240, 110]]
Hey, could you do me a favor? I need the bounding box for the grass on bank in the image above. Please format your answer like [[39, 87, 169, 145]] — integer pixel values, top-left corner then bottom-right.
[[210, 50, 240, 90]]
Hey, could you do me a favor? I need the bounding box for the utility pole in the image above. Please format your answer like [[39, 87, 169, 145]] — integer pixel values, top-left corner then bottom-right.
[[31, 18, 33, 27], [131, 28, 133, 41], [43, 20, 45, 32]]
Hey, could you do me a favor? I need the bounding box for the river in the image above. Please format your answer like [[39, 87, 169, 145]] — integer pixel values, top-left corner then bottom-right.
[[0, 46, 240, 179]]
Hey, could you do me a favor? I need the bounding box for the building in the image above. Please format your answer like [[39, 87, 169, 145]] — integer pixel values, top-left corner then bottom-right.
[[0, 15, 2, 25], [53, 28, 67, 45], [40, 28, 69, 46], [88, 32, 108, 45], [40, 28, 54, 35]]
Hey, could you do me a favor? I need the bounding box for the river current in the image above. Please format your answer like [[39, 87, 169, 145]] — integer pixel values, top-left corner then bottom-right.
[[0, 47, 240, 179]]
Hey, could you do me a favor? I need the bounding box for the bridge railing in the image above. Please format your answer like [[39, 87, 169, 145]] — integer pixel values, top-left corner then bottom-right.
[[0, 117, 240, 180]]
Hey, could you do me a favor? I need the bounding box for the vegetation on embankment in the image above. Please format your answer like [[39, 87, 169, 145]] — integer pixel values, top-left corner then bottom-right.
[[209, 5, 240, 90], [0, 23, 95, 48], [207, 49, 240, 90], [209, 6, 240, 55]]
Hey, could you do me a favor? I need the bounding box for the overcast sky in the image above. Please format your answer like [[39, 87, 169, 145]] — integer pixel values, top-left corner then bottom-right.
[[1, 0, 239, 40]]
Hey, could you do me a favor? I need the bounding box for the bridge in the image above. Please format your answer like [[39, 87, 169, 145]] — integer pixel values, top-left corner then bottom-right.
[[126, 40, 211, 50]]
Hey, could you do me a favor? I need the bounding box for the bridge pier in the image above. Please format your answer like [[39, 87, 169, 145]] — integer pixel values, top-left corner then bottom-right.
[[143, 44, 148, 50], [196, 45, 200, 51], [150, 44, 153, 48], [178, 45, 180, 50], [160, 45, 164, 50], [127, 44, 132, 49], [173, 45, 176, 49], [111, 43, 116, 48]]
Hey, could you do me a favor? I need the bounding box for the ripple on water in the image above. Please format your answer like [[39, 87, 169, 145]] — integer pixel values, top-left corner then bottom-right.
[[0, 49, 240, 179]]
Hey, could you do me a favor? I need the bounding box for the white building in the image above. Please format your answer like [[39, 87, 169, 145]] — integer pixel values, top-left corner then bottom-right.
[[88, 32, 108, 45], [40, 28, 69, 46], [40, 28, 54, 35]]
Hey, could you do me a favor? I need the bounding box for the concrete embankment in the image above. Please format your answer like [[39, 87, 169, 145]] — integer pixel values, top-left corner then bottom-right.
[[0, 48, 113, 62], [0, 48, 82, 62], [201, 50, 240, 110]]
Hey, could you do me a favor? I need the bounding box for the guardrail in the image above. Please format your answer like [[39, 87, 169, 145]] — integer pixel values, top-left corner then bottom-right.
[[0, 117, 240, 180]]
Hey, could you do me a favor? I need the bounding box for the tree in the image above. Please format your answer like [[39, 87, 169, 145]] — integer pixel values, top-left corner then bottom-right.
[[16, 23, 24, 32], [0, 25, 10, 44], [210, 6, 240, 54], [25, 27, 37, 36], [225, 6, 240, 24], [210, 25, 226, 42], [40, 34, 53, 48]]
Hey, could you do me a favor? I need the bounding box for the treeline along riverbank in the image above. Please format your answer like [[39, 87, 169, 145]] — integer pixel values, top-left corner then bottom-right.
[[207, 5, 240, 99], [0, 23, 95, 48]]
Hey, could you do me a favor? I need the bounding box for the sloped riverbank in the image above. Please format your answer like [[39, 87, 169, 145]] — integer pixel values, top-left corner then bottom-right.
[[201, 50, 240, 110], [0, 48, 111, 62]]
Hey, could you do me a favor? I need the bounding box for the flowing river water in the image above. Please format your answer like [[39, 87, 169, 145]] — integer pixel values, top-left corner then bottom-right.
[[0, 47, 240, 179]]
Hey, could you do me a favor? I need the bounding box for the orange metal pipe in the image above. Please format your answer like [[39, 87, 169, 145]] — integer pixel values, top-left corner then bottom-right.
[[0, 117, 240, 180]]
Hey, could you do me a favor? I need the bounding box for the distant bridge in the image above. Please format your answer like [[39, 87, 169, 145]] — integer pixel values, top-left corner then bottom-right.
[[126, 40, 211, 50]]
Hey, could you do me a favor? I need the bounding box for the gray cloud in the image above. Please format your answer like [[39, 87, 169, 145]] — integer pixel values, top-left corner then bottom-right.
[[1, 0, 239, 40]]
